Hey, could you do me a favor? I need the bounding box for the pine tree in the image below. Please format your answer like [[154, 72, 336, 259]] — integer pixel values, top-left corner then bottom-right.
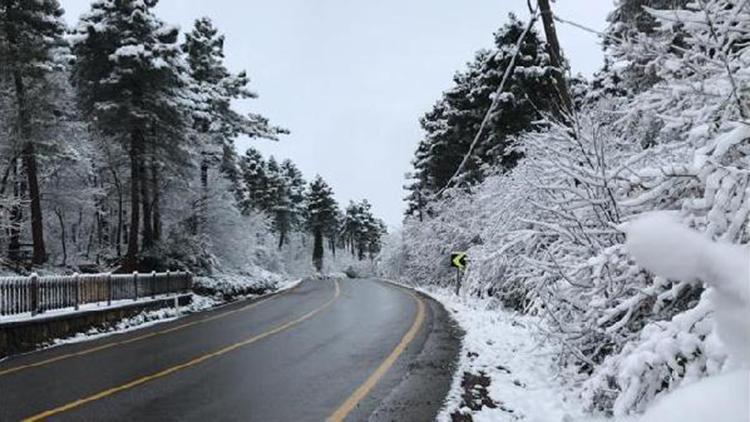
[[71, 0, 190, 270], [265, 156, 291, 248], [406, 15, 558, 217], [278, 159, 306, 247], [182, 17, 285, 219], [306, 176, 338, 272], [341, 199, 386, 260], [0, 0, 68, 264], [238, 147, 269, 212]]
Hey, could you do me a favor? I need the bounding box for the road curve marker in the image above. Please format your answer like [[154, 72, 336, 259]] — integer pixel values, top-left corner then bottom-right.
[[327, 285, 426, 422], [21, 279, 341, 422], [0, 280, 303, 377]]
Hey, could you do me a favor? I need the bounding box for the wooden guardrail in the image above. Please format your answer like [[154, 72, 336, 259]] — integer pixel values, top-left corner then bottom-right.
[[0, 271, 192, 317]]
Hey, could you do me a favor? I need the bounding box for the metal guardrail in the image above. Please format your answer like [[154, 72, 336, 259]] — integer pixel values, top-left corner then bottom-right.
[[0, 271, 192, 317]]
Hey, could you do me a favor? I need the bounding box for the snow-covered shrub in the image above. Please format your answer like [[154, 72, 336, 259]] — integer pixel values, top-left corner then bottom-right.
[[386, 0, 750, 416]]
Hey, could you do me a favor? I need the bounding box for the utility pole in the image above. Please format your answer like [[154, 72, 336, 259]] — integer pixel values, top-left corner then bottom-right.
[[537, 0, 573, 117]]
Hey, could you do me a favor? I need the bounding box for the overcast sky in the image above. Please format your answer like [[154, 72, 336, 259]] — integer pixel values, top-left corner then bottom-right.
[[60, 0, 614, 228]]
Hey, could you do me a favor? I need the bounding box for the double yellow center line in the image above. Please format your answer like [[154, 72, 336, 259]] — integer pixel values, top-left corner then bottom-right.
[[23, 279, 341, 422], [0, 281, 301, 377]]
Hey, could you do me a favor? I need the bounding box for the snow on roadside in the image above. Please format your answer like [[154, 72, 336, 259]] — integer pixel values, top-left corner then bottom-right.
[[2, 276, 303, 359], [47, 294, 218, 348], [193, 268, 284, 299], [381, 278, 594, 422], [424, 288, 591, 422], [45, 277, 301, 349]]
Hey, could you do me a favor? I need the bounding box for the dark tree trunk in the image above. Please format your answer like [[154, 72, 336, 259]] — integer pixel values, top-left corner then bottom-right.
[[140, 159, 153, 249], [22, 141, 46, 264], [111, 167, 123, 257], [151, 161, 161, 242], [278, 230, 286, 250], [312, 229, 324, 272], [13, 70, 47, 265], [124, 131, 142, 271], [195, 155, 209, 234], [329, 238, 336, 258], [8, 159, 22, 261], [55, 209, 66, 266]]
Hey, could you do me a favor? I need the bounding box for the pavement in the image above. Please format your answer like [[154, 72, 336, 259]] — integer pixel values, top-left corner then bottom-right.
[[0, 277, 461, 421]]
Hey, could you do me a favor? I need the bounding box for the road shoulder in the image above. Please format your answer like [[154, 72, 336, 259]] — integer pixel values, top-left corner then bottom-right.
[[369, 281, 464, 421]]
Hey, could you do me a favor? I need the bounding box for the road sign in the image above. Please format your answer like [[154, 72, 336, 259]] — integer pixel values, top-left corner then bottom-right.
[[451, 252, 467, 269]]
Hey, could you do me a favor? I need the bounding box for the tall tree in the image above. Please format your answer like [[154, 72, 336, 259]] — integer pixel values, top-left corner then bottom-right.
[[406, 15, 558, 217], [306, 176, 338, 272], [71, 0, 190, 270], [0, 0, 68, 264], [182, 17, 286, 224], [341, 199, 386, 260], [238, 147, 268, 212]]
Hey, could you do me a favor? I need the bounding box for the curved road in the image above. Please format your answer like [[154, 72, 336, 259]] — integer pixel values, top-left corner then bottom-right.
[[0, 278, 460, 421]]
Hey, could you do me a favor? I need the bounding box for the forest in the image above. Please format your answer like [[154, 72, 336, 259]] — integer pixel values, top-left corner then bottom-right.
[[0, 0, 386, 285], [381, 0, 749, 417]]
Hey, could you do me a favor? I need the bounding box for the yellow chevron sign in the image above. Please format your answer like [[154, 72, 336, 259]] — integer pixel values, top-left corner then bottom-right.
[[451, 252, 467, 269]]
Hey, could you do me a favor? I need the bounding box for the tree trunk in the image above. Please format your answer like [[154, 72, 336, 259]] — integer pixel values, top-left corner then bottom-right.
[[12, 68, 47, 265], [329, 238, 336, 258], [151, 161, 161, 242], [110, 167, 123, 257], [56, 209, 66, 266], [278, 230, 286, 250], [22, 141, 46, 264], [140, 159, 153, 249], [124, 131, 142, 271], [312, 229, 324, 272], [196, 155, 209, 234], [8, 159, 22, 261]]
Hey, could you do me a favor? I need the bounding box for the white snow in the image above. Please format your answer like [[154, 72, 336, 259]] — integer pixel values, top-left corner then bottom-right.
[[639, 370, 749, 422], [622, 211, 750, 366], [622, 212, 750, 421], [385, 280, 592, 422]]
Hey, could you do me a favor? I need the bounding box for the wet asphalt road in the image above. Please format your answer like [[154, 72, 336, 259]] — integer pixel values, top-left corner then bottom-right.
[[0, 278, 460, 421]]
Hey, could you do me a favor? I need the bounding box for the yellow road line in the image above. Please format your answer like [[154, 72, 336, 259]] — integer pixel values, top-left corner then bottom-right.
[[0, 281, 303, 377], [327, 287, 426, 422], [23, 279, 340, 422]]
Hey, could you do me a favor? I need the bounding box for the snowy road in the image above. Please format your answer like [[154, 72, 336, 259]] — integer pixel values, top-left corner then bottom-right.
[[0, 278, 460, 421]]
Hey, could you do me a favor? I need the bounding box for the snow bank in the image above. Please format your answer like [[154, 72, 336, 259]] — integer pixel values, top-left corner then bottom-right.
[[404, 284, 590, 422], [623, 212, 750, 421], [622, 211, 750, 366]]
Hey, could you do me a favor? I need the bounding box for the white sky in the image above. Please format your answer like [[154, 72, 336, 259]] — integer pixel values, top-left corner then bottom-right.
[[59, 0, 614, 228]]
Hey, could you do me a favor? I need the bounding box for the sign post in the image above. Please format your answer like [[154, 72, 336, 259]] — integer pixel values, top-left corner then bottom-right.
[[450, 252, 467, 295]]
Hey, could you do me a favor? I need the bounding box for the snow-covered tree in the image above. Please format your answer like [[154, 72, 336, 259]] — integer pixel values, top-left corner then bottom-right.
[[71, 0, 191, 270], [341, 200, 387, 260], [0, 0, 69, 264], [181, 16, 285, 223], [390, 0, 750, 417], [306, 176, 338, 271], [406, 14, 558, 216]]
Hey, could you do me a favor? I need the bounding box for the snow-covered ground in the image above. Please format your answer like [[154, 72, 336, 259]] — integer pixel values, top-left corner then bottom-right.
[[49, 294, 219, 348], [398, 283, 592, 422]]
